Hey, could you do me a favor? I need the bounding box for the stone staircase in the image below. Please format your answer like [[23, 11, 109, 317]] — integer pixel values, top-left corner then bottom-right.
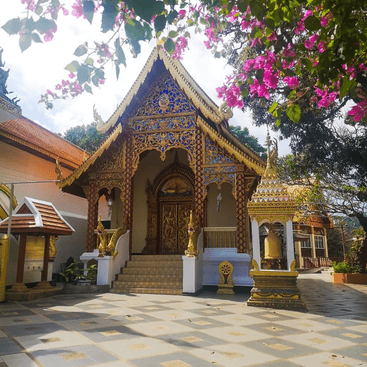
[[111, 254, 183, 295]]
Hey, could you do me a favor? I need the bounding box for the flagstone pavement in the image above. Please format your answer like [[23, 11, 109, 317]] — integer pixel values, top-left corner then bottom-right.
[[1, 274, 366, 367]]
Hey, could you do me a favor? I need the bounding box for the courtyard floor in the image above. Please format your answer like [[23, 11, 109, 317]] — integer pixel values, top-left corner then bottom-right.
[[1, 274, 367, 367]]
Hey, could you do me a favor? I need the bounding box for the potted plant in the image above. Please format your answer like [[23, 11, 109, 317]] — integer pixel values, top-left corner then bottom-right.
[[332, 261, 367, 284]]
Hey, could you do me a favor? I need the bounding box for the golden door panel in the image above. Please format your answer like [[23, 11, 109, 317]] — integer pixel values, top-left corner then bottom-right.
[[160, 201, 193, 254]]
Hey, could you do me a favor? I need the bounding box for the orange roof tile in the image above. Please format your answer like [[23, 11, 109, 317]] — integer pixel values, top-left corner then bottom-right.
[[0, 118, 88, 169], [0, 197, 74, 235]]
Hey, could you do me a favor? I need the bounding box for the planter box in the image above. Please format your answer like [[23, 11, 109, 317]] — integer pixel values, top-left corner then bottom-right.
[[332, 273, 367, 284]]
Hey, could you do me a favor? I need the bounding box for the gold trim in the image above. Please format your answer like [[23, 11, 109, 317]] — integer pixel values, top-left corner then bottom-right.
[[58, 124, 123, 188], [250, 269, 299, 277], [197, 117, 265, 176], [0, 183, 17, 209]]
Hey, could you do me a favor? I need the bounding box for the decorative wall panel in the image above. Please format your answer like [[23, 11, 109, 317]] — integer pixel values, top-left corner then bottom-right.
[[134, 71, 195, 116]]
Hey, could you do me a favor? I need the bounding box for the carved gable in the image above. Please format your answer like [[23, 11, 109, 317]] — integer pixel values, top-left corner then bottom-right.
[[133, 70, 195, 116]]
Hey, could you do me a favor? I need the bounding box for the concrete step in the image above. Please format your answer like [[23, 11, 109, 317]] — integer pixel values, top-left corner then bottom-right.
[[122, 267, 183, 276], [131, 254, 183, 261], [111, 287, 183, 295], [114, 281, 182, 289], [127, 260, 183, 268], [117, 273, 182, 281], [111, 254, 183, 295]]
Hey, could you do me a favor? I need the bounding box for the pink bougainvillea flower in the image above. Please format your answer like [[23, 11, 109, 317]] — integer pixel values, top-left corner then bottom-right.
[[317, 41, 327, 53], [348, 99, 367, 121], [69, 72, 76, 79], [283, 76, 299, 89], [46, 89, 53, 95], [305, 34, 318, 50], [320, 16, 329, 27], [263, 70, 278, 89]]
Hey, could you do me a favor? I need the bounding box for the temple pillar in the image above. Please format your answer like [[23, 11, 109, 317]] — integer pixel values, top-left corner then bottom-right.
[[286, 219, 295, 270], [11, 234, 28, 292], [123, 135, 134, 254], [251, 218, 261, 269], [194, 126, 204, 226], [235, 164, 246, 253], [86, 181, 99, 252], [324, 228, 329, 258], [310, 226, 316, 258]]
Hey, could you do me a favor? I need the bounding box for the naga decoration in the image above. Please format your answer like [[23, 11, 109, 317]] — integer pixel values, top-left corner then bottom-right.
[[97, 215, 108, 257], [55, 158, 63, 181], [185, 210, 199, 257]]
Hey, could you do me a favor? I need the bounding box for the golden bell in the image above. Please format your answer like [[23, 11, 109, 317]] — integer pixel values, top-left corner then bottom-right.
[[264, 226, 282, 260]]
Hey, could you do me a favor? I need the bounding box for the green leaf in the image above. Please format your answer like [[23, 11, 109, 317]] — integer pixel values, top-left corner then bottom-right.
[[92, 74, 99, 87], [31, 33, 42, 43], [154, 14, 166, 33], [19, 34, 32, 52], [86, 57, 94, 65], [164, 38, 175, 56], [115, 38, 126, 67], [35, 6, 43, 16], [65, 61, 80, 72], [74, 45, 88, 57], [95, 68, 105, 79], [36, 18, 55, 32], [77, 64, 91, 84], [143, 22, 152, 40], [304, 15, 321, 31], [238, 0, 249, 13], [125, 19, 146, 41], [249, 0, 264, 18], [286, 104, 301, 123], [84, 83, 93, 94], [83, 1, 95, 24], [167, 10, 178, 24], [184, 31, 190, 38], [101, 0, 119, 33], [129, 40, 141, 57], [288, 90, 297, 99], [340, 76, 356, 99], [276, 119, 281, 127], [168, 30, 178, 38], [268, 101, 278, 113], [2, 18, 21, 35], [25, 17, 36, 32], [115, 63, 120, 79]]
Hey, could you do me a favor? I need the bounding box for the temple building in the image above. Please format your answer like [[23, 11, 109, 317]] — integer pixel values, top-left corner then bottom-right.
[[54, 47, 331, 293]]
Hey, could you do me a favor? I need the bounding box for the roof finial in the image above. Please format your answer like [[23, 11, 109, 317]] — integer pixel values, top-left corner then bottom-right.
[[266, 127, 271, 169]]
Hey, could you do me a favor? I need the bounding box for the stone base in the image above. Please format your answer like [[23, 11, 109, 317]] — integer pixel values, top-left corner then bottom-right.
[[247, 269, 307, 311], [63, 284, 110, 294], [6, 286, 63, 302], [217, 284, 235, 295]]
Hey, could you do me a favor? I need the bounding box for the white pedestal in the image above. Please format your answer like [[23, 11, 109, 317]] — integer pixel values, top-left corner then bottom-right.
[[203, 248, 253, 287], [96, 256, 114, 286], [80, 250, 99, 275], [182, 256, 200, 294]]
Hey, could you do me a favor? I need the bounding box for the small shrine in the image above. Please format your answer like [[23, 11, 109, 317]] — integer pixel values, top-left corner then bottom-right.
[[0, 197, 74, 301], [247, 132, 306, 310]]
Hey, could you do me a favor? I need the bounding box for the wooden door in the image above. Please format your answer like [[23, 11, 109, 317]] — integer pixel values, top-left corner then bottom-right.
[[160, 200, 193, 254]]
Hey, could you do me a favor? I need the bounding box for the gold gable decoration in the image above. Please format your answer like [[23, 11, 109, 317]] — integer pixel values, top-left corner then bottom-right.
[[248, 130, 296, 221]]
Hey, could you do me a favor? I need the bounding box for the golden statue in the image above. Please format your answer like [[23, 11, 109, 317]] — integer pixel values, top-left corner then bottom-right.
[[106, 216, 128, 258], [49, 235, 58, 260], [97, 215, 108, 257], [185, 210, 199, 257]]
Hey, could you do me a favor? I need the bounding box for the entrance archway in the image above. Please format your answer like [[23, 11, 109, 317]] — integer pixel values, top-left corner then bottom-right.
[[144, 152, 195, 254]]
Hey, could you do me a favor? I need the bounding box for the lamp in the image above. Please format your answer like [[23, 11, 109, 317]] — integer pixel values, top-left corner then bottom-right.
[[107, 197, 113, 217]]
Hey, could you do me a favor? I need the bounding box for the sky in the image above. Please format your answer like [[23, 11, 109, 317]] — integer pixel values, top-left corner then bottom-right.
[[0, 1, 291, 155]]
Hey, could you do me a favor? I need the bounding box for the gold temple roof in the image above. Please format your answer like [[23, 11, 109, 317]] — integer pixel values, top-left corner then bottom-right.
[[96, 47, 226, 134], [248, 131, 296, 218], [57, 123, 122, 188]]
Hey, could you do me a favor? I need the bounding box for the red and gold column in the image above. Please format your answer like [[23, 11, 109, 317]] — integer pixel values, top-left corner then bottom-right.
[[194, 126, 205, 226], [235, 164, 246, 253], [85, 181, 99, 252]]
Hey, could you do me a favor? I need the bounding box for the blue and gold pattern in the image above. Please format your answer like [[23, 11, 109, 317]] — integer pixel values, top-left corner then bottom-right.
[[134, 71, 195, 116]]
